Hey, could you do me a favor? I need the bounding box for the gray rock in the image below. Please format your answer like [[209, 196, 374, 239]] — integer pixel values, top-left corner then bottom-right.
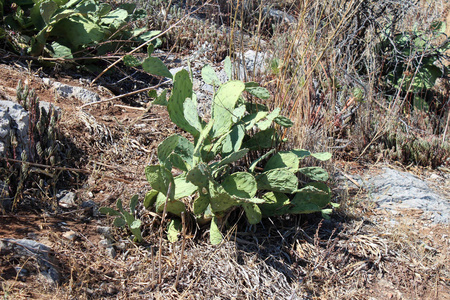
[[52, 81, 100, 104], [62, 230, 78, 241], [82, 199, 99, 216], [263, 8, 297, 24], [236, 50, 269, 79], [0, 100, 30, 157], [366, 168, 450, 224], [57, 191, 77, 208], [0, 238, 60, 286], [96, 226, 112, 239]]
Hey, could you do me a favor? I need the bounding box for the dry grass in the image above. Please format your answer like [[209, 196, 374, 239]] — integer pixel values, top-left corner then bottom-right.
[[1, 1, 450, 299]]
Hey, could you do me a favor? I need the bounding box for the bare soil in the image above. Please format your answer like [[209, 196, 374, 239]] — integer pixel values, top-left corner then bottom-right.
[[0, 62, 449, 299]]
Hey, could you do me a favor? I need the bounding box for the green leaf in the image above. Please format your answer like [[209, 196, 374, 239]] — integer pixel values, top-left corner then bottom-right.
[[50, 41, 73, 58], [216, 148, 249, 168], [130, 219, 141, 230], [209, 182, 240, 212], [123, 55, 142, 67], [193, 193, 210, 215], [264, 151, 299, 172], [183, 97, 203, 135], [243, 111, 269, 131], [114, 217, 126, 227], [224, 56, 232, 80], [222, 172, 257, 199], [143, 190, 159, 208], [130, 194, 138, 215], [51, 16, 106, 48], [245, 82, 270, 99], [243, 128, 277, 150], [222, 124, 245, 154], [311, 152, 332, 161], [40, 1, 58, 25], [116, 198, 125, 214], [142, 57, 173, 79], [298, 167, 329, 181], [210, 216, 223, 245], [242, 203, 262, 224], [145, 165, 175, 199], [274, 115, 293, 127], [232, 105, 246, 123], [167, 219, 182, 243], [174, 175, 198, 199], [202, 64, 221, 86], [290, 182, 331, 214], [186, 163, 213, 188], [292, 149, 311, 159], [256, 169, 298, 194], [194, 120, 214, 162], [259, 192, 290, 217], [147, 44, 155, 56], [155, 196, 186, 216], [211, 81, 245, 138], [257, 108, 280, 130], [101, 8, 128, 27], [138, 30, 161, 42], [168, 70, 200, 138], [99, 207, 121, 216], [153, 89, 168, 106], [249, 148, 276, 172], [158, 134, 194, 171]]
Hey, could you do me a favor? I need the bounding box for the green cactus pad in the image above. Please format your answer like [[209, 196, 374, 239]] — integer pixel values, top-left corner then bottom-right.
[[158, 134, 194, 171], [256, 169, 298, 193], [201, 65, 221, 86], [222, 172, 257, 199], [264, 151, 300, 172], [209, 182, 240, 212], [142, 56, 173, 79], [168, 70, 200, 137], [298, 167, 329, 181], [143, 190, 159, 208], [193, 193, 210, 215], [145, 165, 175, 200], [259, 192, 291, 216], [211, 80, 245, 138], [242, 203, 262, 224], [222, 124, 246, 154], [217, 148, 249, 167], [174, 175, 198, 200], [210, 216, 223, 245]]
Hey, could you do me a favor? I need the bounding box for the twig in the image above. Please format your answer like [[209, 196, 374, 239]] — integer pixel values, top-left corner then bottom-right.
[[174, 211, 187, 289], [0, 157, 133, 184], [91, 2, 210, 85], [158, 182, 172, 284], [78, 80, 171, 109]]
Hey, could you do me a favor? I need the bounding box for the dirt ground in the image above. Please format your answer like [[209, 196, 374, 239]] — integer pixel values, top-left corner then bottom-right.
[[0, 62, 449, 299]]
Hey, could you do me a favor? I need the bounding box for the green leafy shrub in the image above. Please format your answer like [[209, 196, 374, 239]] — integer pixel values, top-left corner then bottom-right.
[[1, 0, 158, 58], [99, 195, 143, 243], [377, 21, 449, 111], [144, 59, 333, 244]]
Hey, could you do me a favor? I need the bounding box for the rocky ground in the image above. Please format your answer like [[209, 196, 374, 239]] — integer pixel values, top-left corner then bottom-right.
[[0, 53, 449, 299]]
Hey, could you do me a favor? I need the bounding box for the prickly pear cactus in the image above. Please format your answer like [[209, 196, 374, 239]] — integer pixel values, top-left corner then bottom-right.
[[144, 65, 334, 244]]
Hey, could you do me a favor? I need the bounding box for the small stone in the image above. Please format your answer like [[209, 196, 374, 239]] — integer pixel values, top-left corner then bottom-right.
[[96, 226, 112, 239], [63, 230, 78, 241], [99, 238, 112, 248], [105, 247, 116, 258], [58, 191, 76, 208]]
